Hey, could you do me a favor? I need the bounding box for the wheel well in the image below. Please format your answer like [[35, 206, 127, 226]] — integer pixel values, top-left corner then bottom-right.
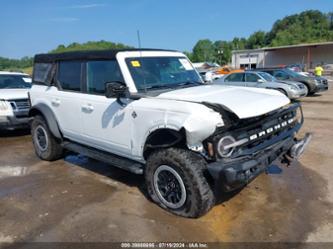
[[143, 128, 187, 160], [29, 106, 63, 140]]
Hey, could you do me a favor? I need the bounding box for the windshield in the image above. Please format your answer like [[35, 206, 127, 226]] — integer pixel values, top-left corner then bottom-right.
[[285, 68, 302, 78], [0, 75, 31, 89], [258, 72, 275, 81], [125, 57, 202, 92]]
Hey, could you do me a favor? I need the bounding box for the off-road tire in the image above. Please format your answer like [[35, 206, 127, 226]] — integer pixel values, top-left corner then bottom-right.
[[31, 115, 63, 161], [145, 148, 215, 218]]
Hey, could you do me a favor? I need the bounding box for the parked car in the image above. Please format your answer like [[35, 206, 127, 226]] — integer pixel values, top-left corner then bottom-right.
[[253, 67, 328, 95], [29, 49, 311, 218], [214, 71, 307, 99], [0, 71, 32, 130], [215, 66, 243, 75]]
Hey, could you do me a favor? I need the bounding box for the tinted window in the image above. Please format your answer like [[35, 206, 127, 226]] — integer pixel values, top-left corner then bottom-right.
[[274, 70, 289, 80], [86, 60, 123, 94], [245, 73, 261, 82], [33, 63, 53, 84], [57, 61, 82, 91], [225, 73, 244, 82]]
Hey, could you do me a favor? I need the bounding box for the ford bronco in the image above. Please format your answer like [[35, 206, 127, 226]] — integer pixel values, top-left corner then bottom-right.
[[29, 49, 311, 217]]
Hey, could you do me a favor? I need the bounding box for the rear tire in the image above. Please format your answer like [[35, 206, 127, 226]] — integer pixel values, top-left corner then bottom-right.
[[145, 148, 215, 218], [31, 115, 63, 161]]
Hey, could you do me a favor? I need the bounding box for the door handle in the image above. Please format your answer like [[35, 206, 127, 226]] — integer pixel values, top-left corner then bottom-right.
[[82, 104, 94, 112], [51, 99, 60, 106]]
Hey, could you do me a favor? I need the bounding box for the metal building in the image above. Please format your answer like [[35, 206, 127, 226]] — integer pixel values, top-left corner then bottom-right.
[[231, 41, 333, 70]]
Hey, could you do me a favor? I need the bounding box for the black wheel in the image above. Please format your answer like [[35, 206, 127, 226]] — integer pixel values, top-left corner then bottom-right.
[[145, 148, 215, 218], [31, 115, 63, 161]]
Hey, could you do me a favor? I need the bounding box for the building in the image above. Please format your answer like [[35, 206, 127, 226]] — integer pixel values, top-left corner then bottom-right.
[[232, 41, 333, 70]]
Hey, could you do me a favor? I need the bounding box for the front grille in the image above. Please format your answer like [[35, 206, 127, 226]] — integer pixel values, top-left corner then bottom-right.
[[211, 103, 300, 159], [9, 99, 30, 111]]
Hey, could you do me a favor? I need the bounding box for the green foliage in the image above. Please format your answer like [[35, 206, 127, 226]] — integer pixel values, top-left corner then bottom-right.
[[191, 39, 216, 62], [0, 56, 33, 71], [50, 40, 132, 53]]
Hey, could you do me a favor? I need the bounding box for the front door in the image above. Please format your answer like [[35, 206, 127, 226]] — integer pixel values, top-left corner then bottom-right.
[[80, 60, 133, 157]]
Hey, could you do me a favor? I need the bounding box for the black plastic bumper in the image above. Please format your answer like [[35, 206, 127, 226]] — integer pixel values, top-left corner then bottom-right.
[[0, 116, 30, 130], [207, 127, 311, 192]]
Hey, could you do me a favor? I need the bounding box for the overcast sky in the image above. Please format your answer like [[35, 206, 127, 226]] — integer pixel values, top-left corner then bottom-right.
[[1, 0, 333, 58]]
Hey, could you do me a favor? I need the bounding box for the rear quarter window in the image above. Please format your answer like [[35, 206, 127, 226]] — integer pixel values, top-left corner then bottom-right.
[[33, 63, 54, 84]]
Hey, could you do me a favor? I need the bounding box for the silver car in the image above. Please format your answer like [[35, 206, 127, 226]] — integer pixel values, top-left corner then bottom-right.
[[214, 71, 308, 99]]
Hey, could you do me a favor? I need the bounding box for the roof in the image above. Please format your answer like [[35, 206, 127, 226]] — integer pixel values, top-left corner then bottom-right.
[[34, 48, 177, 63], [0, 71, 29, 76], [232, 41, 333, 54]]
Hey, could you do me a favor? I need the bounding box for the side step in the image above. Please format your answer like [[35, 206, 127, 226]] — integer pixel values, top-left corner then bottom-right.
[[62, 142, 144, 174]]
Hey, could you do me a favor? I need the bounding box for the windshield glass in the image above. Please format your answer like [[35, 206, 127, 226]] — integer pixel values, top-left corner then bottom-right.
[[285, 68, 302, 78], [0, 75, 31, 89], [258, 72, 275, 81], [125, 57, 202, 92]]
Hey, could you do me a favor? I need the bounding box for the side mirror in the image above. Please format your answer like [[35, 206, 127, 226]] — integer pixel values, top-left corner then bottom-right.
[[105, 81, 128, 99]]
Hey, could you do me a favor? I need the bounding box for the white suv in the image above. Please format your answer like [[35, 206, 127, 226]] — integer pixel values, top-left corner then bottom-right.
[[0, 71, 31, 130], [29, 49, 311, 217]]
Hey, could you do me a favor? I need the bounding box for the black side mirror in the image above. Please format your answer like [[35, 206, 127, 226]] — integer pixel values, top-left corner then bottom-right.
[[105, 81, 128, 99]]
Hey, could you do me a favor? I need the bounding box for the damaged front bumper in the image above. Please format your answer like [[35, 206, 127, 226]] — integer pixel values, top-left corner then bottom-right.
[[207, 126, 312, 192]]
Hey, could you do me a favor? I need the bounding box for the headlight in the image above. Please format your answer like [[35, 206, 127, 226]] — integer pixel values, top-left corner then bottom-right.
[[295, 106, 303, 123], [217, 135, 236, 158], [0, 100, 13, 116], [289, 85, 298, 91]]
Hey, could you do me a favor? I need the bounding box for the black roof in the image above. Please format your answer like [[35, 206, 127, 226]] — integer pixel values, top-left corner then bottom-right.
[[34, 48, 177, 63]]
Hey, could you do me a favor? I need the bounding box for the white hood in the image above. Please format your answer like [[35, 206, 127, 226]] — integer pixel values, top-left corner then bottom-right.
[[157, 85, 290, 119], [0, 89, 29, 100]]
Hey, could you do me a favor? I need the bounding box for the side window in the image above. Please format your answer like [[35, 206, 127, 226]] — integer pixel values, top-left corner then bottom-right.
[[57, 61, 82, 91], [245, 73, 261, 82], [86, 60, 124, 94], [274, 70, 289, 80], [225, 73, 244, 82], [33, 63, 54, 85]]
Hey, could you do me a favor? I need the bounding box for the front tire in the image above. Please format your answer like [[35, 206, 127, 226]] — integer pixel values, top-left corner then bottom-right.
[[145, 148, 215, 218], [31, 115, 63, 161]]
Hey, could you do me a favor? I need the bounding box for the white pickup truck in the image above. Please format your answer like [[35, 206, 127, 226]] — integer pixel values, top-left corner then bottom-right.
[[28, 49, 311, 217], [0, 71, 31, 130]]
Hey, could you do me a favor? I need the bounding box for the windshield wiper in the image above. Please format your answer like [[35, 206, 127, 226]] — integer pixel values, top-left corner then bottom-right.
[[177, 81, 202, 88], [143, 85, 172, 90]]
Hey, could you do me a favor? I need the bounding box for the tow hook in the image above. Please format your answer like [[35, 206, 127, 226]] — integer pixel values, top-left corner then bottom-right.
[[282, 133, 312, 165]]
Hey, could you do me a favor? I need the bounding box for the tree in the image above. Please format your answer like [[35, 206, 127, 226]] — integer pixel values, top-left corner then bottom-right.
[[191, 39, 215, 62], [246, 31, 267, 49], [214, 41, 232, 65]]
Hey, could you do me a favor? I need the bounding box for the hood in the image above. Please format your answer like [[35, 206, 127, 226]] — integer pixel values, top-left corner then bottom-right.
[[157, 85, 290, 119], [0, 89, 29, 100]]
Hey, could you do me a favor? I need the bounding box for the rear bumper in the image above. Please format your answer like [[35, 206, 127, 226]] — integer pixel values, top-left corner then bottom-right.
[[207, 127, 311, 192], [0, 115, 31, 130]]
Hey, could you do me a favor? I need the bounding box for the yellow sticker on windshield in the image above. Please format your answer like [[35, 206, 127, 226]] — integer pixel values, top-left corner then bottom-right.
[[131, 60, 141, 67]]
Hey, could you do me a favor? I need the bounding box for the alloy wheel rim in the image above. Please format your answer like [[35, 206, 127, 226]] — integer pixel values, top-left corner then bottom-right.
[[153, 165, 186, 209]]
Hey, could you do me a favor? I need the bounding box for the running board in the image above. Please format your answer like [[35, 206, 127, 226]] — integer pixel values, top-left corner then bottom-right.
[[62, 142, 144, 174]]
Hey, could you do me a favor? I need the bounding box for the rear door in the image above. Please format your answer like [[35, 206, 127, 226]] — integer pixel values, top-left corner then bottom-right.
[[51, 61, 85, 142]]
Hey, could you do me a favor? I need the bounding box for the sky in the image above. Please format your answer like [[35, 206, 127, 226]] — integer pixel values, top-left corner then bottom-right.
[[1, 0, 333, 58]]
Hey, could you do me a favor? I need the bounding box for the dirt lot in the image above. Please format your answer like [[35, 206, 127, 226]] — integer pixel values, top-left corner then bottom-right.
[[0, 81, 333, 243]]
